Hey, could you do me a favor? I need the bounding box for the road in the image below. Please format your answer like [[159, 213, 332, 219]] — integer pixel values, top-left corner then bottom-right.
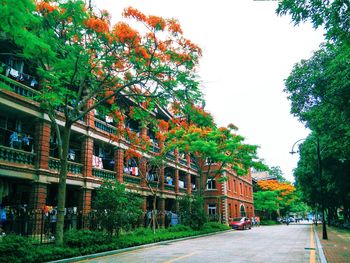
[[79, 223, 320, 263]]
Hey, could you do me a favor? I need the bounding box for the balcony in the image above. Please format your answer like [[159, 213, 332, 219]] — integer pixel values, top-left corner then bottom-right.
[[164, 184, 175, 191], [48, 157, 83, 175], [123, 174, 141, 184], [190, 162, 197, 170], [165, 151, 176, 161], [92, 168, 116, 180], [94, 118, 117, 134], [0, 145, 35, 166], [0, 74, 39, 99], [179, 158, 187, 166]]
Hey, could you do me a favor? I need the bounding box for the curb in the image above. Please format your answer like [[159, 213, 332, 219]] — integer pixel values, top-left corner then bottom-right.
[[313, 226, 327, 263], [49, 229, 232, 263]]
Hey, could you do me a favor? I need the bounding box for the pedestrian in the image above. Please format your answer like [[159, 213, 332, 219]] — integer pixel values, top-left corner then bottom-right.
[[251, 217, 256, 227], [255, 216, 260, 227]]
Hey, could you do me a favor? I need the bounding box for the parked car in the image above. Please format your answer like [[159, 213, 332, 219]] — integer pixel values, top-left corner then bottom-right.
[[229, 217, 251, 230]]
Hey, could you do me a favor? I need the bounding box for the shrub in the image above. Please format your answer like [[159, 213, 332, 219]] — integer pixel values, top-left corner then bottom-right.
[[167, 224, 192, 232], [64, 229, 112, 248], [202, 222, 230, 231], [260, 220, 278, 225], [0, 234, 32, 263]]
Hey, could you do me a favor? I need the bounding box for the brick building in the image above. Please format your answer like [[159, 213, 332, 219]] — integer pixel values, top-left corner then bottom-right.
[[0, 55, 254, 229]]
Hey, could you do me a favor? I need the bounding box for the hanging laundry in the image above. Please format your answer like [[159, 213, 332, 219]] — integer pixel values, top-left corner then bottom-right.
[[105, 116, 113, 123], [30, 78, 38, 87], [131, 167, 138, 176], [9, 68, 19, 78]]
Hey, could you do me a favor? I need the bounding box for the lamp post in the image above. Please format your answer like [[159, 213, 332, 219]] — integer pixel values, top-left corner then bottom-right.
[[290, 137, 328, 240]]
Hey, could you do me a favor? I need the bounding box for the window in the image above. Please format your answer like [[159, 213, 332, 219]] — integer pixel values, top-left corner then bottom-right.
[[228, 203, 232, 218], [207, 178, 216, 190], [208, 204, 216, 215], [227, 179, 231, 191], [240, 183, 243, 195], [233, 179, 236, 192]]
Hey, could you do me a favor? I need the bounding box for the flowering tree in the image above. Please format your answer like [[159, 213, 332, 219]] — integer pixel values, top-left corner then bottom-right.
[[255, 180, 296, 218], [164, 106, 265, 195], [0, 0, 202, 244]]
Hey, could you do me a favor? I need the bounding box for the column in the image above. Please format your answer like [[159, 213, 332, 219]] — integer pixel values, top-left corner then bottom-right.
[[35, 120, 51, 170], [29, 183, 47, 235], [114, 148, 124, 183], [140, 158, 147, 187], [30, 183, 47, 211], [78, 188, 92, 229], [85, 99, 95, 127], [81, 137, 93, 178]]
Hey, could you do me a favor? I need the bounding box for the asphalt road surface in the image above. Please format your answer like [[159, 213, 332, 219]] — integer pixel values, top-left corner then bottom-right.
[[79, 223, 320, 263]]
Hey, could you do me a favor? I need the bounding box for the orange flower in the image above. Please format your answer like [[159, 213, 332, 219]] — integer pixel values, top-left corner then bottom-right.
[[167, 19, 183, 34], [159, 120, 169, 131], [113, 22, 140, 45], [36, 1, 56, 13], [84, 17, 109, 33], [123, 7, 147, 22], [147, 16, 166, 31], [104, 90, 114, 105]]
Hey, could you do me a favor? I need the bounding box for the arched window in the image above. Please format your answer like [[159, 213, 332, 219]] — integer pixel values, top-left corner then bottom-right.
[[240, 204, 246, 217]]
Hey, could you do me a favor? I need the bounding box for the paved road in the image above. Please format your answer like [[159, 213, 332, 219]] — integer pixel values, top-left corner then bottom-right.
[[80, 224, 320, 263]]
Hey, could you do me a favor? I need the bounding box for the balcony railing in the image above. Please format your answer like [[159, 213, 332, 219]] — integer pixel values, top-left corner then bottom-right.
[[165, 152, 176, 161], [179, 158, 187, 166], [0, 74, 39, 99], [92, 168, 116, 180], [48, 157, 83, 175], [0, 145, 35, 166], [123, 174, 141, 184], [164, 184, 175, 191], [147, 181, 159, 188], [94, 118, 117, 134], [179, 187, 187, 193], [190, 163, 197, 170]]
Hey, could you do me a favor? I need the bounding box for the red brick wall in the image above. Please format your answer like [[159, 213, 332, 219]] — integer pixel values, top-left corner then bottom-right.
[[81, 137, 93, 178], [114, 149, 124, 182], [35, 121, 51, 170]]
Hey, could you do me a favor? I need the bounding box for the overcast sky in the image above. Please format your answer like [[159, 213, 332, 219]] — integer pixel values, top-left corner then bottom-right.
[[94, 0, 324, 182]]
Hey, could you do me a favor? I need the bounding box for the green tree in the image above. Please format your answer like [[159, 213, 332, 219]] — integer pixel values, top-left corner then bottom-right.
[[269, 166, 286, 182], [0, 0, 202, 244], [178, 194, 207, 230], [253, 191, 279, 219], [93, 180, 142, 236]]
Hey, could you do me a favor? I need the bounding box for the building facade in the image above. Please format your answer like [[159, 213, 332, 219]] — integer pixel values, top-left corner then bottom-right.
[[0, 55, 254, 230]]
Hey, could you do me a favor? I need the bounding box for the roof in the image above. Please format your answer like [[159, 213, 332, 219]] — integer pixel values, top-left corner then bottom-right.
[[251, 171, 277, 181]]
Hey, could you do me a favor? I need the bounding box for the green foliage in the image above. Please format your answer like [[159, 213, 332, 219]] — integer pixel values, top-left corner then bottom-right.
[[167, 224, 192, 232], [277, 0, 350, 42], [0, 234, 32, 263], [93, 180, 143, 236], [253, 191, 279, 215], [0, 224, 230, 263], [260, 220, 279, 226], [278, 0, 350, 222], [178, 194, 207, 230], [63, 229, 112, 248], [202, 222, 230, 231]]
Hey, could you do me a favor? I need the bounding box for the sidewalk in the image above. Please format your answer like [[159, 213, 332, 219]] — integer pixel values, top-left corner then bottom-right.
[[315, 225, 350, 263]]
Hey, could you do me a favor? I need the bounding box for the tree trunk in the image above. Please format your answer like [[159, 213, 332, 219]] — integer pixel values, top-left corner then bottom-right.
[[55, 125, 71, 245], [152, 195, 157, 234]]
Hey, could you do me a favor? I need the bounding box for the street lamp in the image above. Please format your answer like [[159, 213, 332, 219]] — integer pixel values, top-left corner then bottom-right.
[[290, 137, 328, 240]]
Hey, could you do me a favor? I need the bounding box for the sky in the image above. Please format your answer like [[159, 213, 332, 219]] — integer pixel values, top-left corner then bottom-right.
[[94, 0, 325, 182]]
